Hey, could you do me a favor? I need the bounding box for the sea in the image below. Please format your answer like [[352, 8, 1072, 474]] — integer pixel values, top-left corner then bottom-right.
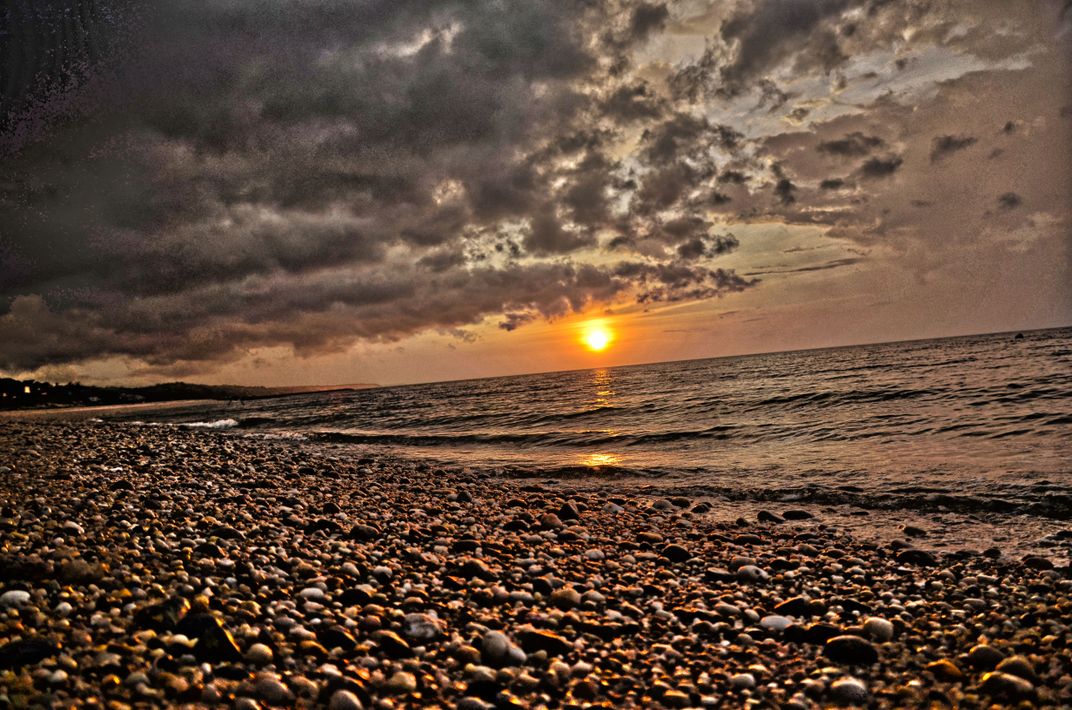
[[108, 327, 1072, 559]]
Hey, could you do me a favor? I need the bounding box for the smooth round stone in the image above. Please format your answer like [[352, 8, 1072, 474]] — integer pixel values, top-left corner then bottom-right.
[[760, 615, 792, 631], [730, 673, 756, 689], [661, 544, 692, 562], [995, 655, 1038, 683], [824, 635, 879, 665], [968, 644, 1006, 670], [550, 587, 582, 609], [829, 677, 869, 704], [298, 587, 326, 601], [48, 669, 69, 685], [584, 549, 605, 561], [290, 676, 318, 698], [54, 601, 73, 617], [254, 675, 294, 705], [328, 690, 364, 710], [245, 643, 273, 666], [403, 613, 443, 640], [482, 631, 525, 667], [235, 697, 260, 710], [980, 671, 1036, 701], [202, 684, 223, 704], [0, 590, 31, 608], [384, 671, 417, 694], [457, 698, 494, 710], [736, 565, 769, 583], [862, 617, 894, 642], [926, 659, 964, 681]]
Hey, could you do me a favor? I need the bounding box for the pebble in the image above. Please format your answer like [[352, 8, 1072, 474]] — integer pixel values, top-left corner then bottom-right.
[[482, 631, 526, 667], [862, 616, 894, 641], [829, 677, 869, 704], [736, 565, 769, 583], [759, 615, 791, 631], [0, 590, 31, 608], [550, 587, 581, 609], [730, 672, 755, 689], [995, 655, 1037, 683], [245, 643, 274, 666], [967, 643, 1006, 670], [402, 612, 443, 640], [980, 671, 1036, 701], [384, 671, 417, 694], [329, 689, 365, 710], [824, 635, 879, 665], [925, 659, 963, 681], [254, 675, 294, 705]]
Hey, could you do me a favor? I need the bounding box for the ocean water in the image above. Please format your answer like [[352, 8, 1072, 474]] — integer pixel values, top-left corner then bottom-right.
[[114, 327, 1072, 554]]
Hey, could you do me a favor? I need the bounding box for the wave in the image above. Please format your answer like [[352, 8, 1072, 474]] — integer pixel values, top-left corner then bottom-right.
[[309, 422, 743, 449], [180, 418, 239, 429]]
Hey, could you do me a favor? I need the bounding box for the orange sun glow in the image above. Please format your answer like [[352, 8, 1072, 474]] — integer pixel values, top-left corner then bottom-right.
[[580, 321, 614, 352]]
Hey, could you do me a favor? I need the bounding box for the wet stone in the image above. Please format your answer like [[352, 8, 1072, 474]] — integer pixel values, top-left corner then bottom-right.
[[980, 671, 1036, 702], [824, 635, 879, 665]]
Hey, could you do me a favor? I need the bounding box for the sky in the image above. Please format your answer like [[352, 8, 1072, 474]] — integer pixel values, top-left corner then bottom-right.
[[1, 0, 1070, 387]]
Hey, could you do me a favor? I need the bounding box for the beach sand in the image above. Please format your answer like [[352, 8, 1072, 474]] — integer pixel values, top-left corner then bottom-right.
[[0, 420, 1069, 707]]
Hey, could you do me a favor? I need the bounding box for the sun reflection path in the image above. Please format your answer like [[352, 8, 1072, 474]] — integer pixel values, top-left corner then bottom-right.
[[581, 452, 622, 468], [580, 368, 623, 469]]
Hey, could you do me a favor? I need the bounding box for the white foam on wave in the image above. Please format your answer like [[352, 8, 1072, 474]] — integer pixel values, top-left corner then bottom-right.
[[181, 418, 240, 429]]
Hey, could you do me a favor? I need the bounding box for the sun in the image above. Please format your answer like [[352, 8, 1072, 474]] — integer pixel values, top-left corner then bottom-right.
[[580, 320, 614, 352]]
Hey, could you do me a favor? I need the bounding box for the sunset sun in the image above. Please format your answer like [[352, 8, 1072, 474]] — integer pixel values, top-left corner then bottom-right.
[[581, 321, 614, 352]]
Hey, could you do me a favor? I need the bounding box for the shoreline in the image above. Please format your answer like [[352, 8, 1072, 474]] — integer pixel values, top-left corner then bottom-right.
[[1, 420, 1069, 707], [0, 399, 224, 421]]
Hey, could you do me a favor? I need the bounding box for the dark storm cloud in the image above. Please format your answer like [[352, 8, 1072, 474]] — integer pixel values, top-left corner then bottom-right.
[[628, 3, 671, 40], [775, 178, 797, 204], [603, 82, 667, 122], [819, 178, 847, 189], [0, 0, 773, 374], [676, 233, 740, 260], [930, 134, 978, 162], [997, 192, 1023, 210], [857, 155, 904, 178], [678, 0, 859, 97], [818, 132, 885, 156]]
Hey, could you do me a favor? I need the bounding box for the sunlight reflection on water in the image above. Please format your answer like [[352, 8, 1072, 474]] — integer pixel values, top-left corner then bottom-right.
[[580, 368, 622, 467]]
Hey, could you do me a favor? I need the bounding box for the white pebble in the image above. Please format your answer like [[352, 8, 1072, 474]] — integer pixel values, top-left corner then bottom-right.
[[760, 615, 792, 631], [298, 587, 326, 601], [863, 617, 894, 642], [731, 672, 756, 689], [0, 590, 31, 608]]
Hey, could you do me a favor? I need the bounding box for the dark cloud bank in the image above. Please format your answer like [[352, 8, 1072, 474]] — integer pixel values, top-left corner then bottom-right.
[[0, 0, 764, 374], [1, 0, 1069, 375]]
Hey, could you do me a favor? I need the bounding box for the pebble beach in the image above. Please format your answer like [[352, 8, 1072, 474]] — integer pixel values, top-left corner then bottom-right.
[[1, 420, 1070, 708]]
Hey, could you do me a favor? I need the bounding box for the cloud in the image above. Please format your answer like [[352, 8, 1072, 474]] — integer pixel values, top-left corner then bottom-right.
[[997, 192, 1022, 210], [676, 233, 740, 260], [930, 134, 978, 162], [857, 155, 903, 179], [818, 132, 885, 156], [2, 0, 1069, 378]]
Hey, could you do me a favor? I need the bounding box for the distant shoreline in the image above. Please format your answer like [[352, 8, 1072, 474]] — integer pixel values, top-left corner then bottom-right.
[[0, 399, 222, 420]]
